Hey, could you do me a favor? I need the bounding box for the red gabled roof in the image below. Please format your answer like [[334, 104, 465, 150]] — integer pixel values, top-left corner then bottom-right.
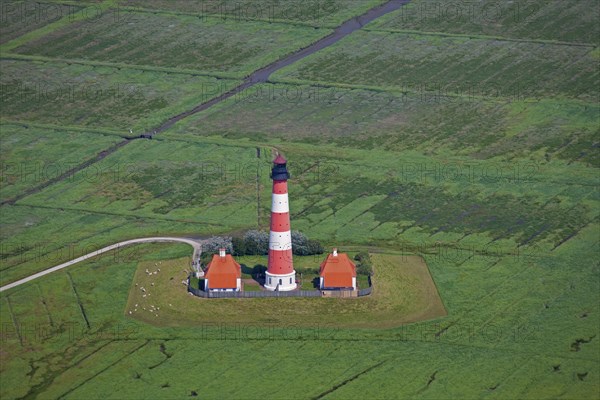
[[273, 154, 287, 164], [319, 252, 356, 288], [204, 254, 241, 289]]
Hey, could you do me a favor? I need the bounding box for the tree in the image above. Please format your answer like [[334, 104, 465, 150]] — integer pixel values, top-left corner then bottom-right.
[[291, 230, 309, 255], [231, 236, 246, 256], [354, 252, 372, 275], [243, 230, 269, 255], [306, 239, 324, 255], [202, 236, 232, 254]]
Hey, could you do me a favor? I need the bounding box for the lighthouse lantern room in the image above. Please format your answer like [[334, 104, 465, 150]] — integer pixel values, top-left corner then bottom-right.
[[264, 154, 297, 291]]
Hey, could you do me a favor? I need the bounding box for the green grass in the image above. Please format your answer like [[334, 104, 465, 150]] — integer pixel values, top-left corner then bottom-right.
[[16, 139, 262, 224], [1, 230, 597, 399], [0, 59, 241, 132], [0, 2, 84, 45], [242, 282, 262, 291], [271, 30, 599, 101], [368, 0, 600, 45], [127, 253, 445, 328], [0, 124, 123, 202], [167, 82, 600, 166], [0, 204, 218, 286], [117, 0, 387, 27], [9, 10, 332, 77], [6, 135, 597, 288], [1, 0, 598, 398]]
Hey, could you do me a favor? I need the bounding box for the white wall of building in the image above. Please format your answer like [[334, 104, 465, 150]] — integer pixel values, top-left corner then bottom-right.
[[264, 271, 297, 291]]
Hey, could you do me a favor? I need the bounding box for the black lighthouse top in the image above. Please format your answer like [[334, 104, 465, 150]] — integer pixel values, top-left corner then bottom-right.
[[271, 154, 290, 181]]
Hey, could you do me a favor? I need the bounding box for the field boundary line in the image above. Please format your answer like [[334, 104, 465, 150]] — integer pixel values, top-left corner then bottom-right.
[[0, 53, 242, 80], [4, 296, 23, 347], [113, 5, 341, 29], [1, 139, 131, 206], [0, 120, 133, 139], [11, 203, 224, 228], [312, 359, 387, 399], [362, 27, 599, 48], [56, 340, 150, 400], [109, 335, 600, 362], [0, 1, 116, 53], [66, 272, 91, 330], [36, 283, 54, 327], [268, 76, 599, 104]]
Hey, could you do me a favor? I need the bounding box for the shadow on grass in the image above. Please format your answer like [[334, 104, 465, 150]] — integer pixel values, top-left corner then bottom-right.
[[240, 264, 267, 285]]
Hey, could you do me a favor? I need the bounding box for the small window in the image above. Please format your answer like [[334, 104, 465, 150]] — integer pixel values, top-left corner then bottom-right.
[[279, 279, 282, 285], [269, 278, 272, 284], [289, 278, 292, 284]]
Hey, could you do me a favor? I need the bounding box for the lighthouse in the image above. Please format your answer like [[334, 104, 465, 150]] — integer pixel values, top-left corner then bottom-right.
[[264, 154, 297, 291]]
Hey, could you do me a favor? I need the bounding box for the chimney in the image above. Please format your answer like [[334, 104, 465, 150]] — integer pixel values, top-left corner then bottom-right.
[[219, 248, 226, 258], [332, 248, 338, 257]]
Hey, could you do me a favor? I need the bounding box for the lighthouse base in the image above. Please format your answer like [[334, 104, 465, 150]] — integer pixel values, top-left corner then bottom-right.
[[264, 271, 297, 291]]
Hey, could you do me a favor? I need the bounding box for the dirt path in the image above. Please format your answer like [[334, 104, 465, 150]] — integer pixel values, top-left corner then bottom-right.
[[0, 237, 202, 293]]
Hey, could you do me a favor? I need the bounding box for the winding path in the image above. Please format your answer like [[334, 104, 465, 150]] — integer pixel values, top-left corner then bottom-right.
[[0, 237, 202, 293]]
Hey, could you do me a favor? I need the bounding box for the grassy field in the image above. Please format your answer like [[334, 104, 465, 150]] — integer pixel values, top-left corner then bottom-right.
[[167, 82, 600, 166], [9, 10, 332, 77], [6, 134, 597, 287], [368, 0, 600, 44], [0, 232, 597, 398], [118, 0, 387, 27], [0, 1, 84, 45], [0, 204, 219, 287], [16, 138, 263, 223], [126, 253, 446, 328], [0, 0, 598, 398], [271, 30, 599, 101], [0, 123, 124, 202], [0, 59, 241, 132]]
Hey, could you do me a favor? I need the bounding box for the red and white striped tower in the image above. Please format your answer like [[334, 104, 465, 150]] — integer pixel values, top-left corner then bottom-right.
[[264, 154, 297, 291]]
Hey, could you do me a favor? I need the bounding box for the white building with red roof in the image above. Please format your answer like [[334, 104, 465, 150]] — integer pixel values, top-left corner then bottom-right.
[[204, 248, 242, 292], [319, 248, 357, 290]]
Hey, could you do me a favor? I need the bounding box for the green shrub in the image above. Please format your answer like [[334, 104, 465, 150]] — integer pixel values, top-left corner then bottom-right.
[[354, 252, 373, 275]]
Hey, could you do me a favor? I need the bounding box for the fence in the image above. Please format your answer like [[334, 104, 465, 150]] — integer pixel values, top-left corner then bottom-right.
[[187, 275, 372, 298]]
